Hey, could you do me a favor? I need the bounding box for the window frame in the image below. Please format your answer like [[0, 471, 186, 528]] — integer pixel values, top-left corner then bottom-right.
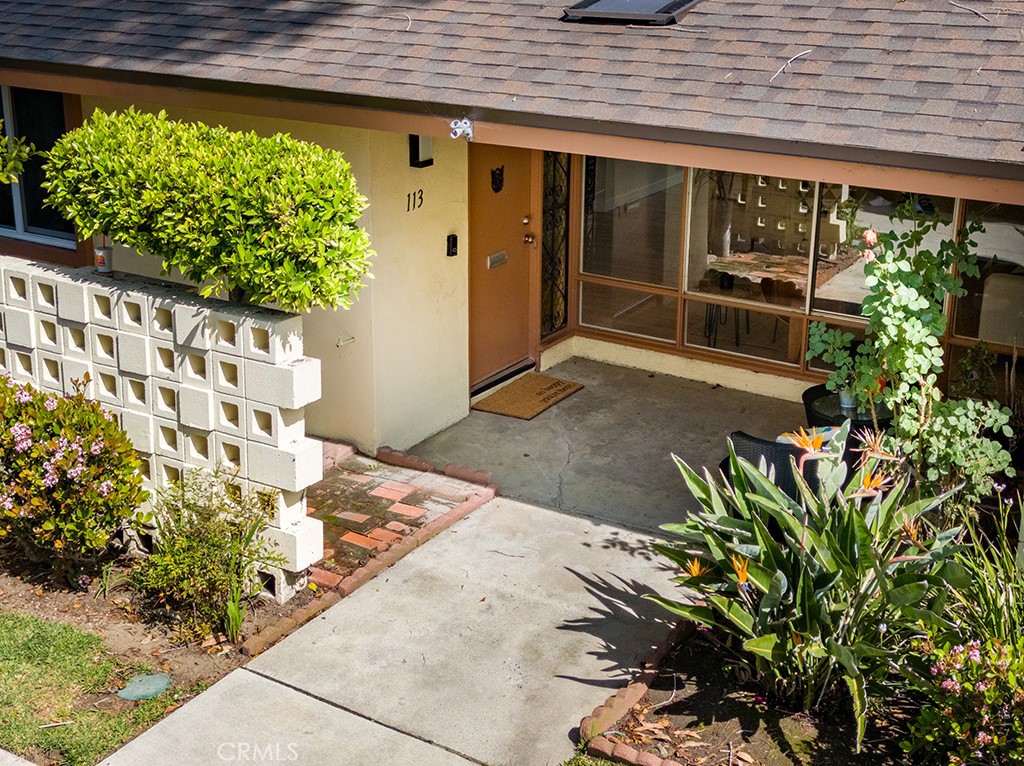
[[1, 84, 78, 250]]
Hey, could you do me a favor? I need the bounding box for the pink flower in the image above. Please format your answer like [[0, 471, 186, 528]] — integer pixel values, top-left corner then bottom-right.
[[14, 387, 31, 404], [90, 439, 103, 455], [862, 248, 877, 263], [863, 229, 878, 246], [10, 423, 32, 453], [98, 480, 114, 497], [43, 397, 58, 411]]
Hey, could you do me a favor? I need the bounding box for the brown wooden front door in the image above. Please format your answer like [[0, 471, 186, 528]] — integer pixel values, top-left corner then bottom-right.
[[468, 143, 534, 388]]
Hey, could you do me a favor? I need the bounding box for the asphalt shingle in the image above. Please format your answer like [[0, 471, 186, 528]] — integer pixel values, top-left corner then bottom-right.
[[0, 0, 1022, 172]]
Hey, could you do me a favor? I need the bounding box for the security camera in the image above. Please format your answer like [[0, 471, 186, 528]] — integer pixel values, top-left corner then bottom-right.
[[449, 118, 474, 142]]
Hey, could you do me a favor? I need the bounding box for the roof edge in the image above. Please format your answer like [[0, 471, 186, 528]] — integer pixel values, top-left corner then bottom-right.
[[3, 57, 1021, 183]]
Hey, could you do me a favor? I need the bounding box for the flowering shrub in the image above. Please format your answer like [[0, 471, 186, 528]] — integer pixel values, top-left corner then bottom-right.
[[904, 638, 1024, 765], [0, 373, 146, 579]]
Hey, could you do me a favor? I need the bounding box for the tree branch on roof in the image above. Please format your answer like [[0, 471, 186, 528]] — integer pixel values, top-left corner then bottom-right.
[[769, 49, 813, 84], [949, 1, 993, 22]]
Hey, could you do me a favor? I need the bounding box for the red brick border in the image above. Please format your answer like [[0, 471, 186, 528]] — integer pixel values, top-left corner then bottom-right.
[[240, 465, 496, 658], [580, 620, 694, 766]]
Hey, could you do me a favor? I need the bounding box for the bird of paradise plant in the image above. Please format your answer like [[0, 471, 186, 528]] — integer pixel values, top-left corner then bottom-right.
[[649, 421, 961, 751]]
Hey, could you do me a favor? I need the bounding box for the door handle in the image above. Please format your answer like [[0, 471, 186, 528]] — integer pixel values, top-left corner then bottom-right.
[[523, 234, 536, 244]]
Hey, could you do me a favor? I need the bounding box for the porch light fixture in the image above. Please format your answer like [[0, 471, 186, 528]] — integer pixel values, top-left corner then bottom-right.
[[409, 135, 434, 168], [449, 118, 474, 142]]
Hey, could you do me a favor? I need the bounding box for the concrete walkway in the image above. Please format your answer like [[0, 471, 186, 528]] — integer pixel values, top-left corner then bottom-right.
[[100, 498, 677, 766]]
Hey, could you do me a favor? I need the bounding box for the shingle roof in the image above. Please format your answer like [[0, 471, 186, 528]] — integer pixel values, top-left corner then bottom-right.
[[2, 0, 1023, 175]]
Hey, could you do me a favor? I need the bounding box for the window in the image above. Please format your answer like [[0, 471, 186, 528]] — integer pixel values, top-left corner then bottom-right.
[[581, 156, 683, 288], [952, 200, 1024, 345], [1, 86, 75, 247], [812, 184, 953, 317], [686, 170, 814, 306]]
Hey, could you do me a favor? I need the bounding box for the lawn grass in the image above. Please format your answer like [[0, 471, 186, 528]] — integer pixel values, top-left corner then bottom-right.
[[561, 750, 617, 766], [0, 608, 194, 765]]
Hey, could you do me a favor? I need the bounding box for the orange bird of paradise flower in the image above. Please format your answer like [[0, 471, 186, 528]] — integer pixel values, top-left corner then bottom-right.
[[730, 553, 750, 584], [850, 470, 893, 498], [686, 558, 711, 578]]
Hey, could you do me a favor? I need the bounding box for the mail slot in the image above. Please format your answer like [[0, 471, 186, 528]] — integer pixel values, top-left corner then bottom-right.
[[487, 250, 509, 269]]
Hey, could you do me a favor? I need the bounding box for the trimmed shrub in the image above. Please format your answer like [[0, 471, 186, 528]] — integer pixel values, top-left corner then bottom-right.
[[0, 373, 146, 580], [43, 108, 373, 312]]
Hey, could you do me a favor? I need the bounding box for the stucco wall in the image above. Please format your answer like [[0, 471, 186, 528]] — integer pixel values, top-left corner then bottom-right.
[[81, 97, 471, 454]]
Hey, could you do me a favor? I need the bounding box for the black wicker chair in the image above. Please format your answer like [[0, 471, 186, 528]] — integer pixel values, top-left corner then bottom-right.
[[719, 430, 820, 501], [802, 383, 832, 428]]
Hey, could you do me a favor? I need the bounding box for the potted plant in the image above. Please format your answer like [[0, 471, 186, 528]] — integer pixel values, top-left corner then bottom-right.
[[806, 323, 864, 409]]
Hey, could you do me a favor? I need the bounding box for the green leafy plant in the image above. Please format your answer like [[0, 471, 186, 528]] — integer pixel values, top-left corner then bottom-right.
[[650, 424, 959, 749], [43, 108, 374, 312], [903, 637, 1024, 765], [129, 469, 284, 640], [0, 373, 147, 582], [942, 496, 1024, 644], [807, 200, 1012, 506], [0, 118, 32, 184]]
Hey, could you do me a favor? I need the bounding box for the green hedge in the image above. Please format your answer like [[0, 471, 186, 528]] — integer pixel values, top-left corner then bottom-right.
[[43, 108, 373, 312]]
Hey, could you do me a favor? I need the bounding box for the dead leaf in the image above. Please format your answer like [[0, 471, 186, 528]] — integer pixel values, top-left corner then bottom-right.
[[735, 751, 755, 764]]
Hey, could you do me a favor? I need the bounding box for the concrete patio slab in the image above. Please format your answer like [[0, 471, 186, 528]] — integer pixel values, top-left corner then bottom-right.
[[411, 357, 805, 533], [249, 497, 677, 766], [99, 669, 475, 766]]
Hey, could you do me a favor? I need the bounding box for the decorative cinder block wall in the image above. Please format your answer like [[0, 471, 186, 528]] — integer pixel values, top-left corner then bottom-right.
[[0, 256, 323, 601]]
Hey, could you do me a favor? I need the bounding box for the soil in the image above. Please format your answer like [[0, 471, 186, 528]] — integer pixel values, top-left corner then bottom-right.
[[607, 632, 912, 766], [0, 543, 318, 693]]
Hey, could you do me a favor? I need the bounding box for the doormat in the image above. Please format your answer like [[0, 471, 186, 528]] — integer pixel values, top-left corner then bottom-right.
[[472, 373, 583, 420]]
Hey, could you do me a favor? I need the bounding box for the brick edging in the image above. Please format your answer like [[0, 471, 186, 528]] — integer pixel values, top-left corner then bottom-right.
[[580, 620, 694, 766], [240, 480, 497, 658]]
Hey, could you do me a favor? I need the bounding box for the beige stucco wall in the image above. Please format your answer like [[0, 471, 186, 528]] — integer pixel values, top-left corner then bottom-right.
[[81, 97, 470, 453], [541, 336, 806, 403]]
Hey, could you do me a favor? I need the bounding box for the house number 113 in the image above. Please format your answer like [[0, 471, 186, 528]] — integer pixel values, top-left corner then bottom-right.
[[406, 189, 424, 212]]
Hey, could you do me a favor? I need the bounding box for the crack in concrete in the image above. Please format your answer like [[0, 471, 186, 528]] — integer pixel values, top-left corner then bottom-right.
[[242, 668, 485, 765], [554, 423, 574, 511]]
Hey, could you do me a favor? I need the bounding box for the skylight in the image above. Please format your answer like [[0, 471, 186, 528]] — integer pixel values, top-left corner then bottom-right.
[[563, 0, 702, 25]]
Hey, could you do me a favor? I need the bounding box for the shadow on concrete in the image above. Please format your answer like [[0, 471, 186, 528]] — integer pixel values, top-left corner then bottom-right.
[[554, 568, 674, 689]]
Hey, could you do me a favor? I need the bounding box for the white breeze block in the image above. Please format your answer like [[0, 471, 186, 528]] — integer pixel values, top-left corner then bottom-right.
[[246, 438, 322, 493], [243, 312, 303, 363], [88, 325, 119, 367], [173, 304, 211, 349], [150, 296, 176, 341], [262, 516, 324, 572], [121, 410, 155, 453], [29, 273, 59, 315], [256, 488, 307, 527], [117, 293, 151, 335], [9, 348, 36, 385], [210, 311, 244, 357], [37, 353, 63, 393], [3, 267, 32, 309], [177, 385, 213, 430], [117, 333, 151, 376], [4, 306, 35, 347], [91, 364, 123, 407], [61, 359, 93, 396], [180, 349, 211, 387], [214, 393, 246, 438], [62, 322, 90, 360], [181, 427, 216, 469], [244, 356, 321, 409], [121, 374, 151, 413], [35, 316, 63, 354], [213, 432, 248, 476], [212, 352, 245, 396], [153, 416, 184, 460], [87, 284, 118, 328], [56, 278, 89, 324], [0, 307, 5, 342], [150, 339, 181, 382], [245, 402, 306, 448]]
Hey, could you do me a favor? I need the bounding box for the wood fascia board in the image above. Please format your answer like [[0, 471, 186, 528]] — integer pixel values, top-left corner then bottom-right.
[[3, 65, 1023, 206]]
